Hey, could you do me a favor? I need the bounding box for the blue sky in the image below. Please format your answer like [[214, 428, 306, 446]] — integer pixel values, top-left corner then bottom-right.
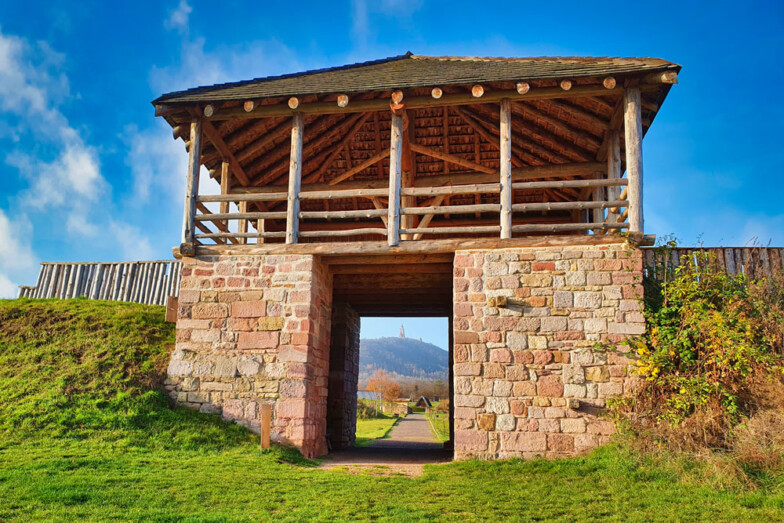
[[0, 0, 783, 305], [361, 317, 449, 350]]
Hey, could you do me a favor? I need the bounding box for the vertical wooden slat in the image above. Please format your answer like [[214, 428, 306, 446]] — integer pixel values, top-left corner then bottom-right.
[[238, 201, 248, 245], [499, 98, 512, 239], [387, 112, 403, 247], [32, 265, 46, 298], [285, 113, 303, 244], [182, 119, 203, 246], [220, 161, 231, 241], [624, 86, 644, 233]]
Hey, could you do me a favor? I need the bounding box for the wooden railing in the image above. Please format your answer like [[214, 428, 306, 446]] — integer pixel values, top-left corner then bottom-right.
[[642, 247, 784, 281], [191, 177, 629, 245], [17, 261, 182, 305]]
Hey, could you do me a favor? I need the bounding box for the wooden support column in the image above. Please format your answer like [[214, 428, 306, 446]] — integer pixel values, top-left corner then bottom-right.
[[388, 112, 404, 246], [499, 99, 512, 239], [181, 118, 202, 249], [286, 113, 304, 244], [624, 87, 644, 232], [219, 161, 231, 236], [238, 201, 248, 245], [607, 131, 621, 201]]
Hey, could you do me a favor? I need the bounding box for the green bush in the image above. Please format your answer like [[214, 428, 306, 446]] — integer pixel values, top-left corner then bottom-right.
[[614, 250, 784, 451]]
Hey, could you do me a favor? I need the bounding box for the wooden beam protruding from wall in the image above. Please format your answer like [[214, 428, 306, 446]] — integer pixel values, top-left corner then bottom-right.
[[286, 113, 304, 244], [624, 88, 644, 232]]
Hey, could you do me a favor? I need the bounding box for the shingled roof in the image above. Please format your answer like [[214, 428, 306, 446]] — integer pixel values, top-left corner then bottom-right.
[[153, 52, 680, 104]]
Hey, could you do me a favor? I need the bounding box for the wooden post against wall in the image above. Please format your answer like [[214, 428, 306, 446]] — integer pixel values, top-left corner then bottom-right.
[[499, 99, 512, 239], [286, 113, 303, 244], [624, 87, 644, 232], [388, 112, 404, 246], [182, 118, 202, 247]]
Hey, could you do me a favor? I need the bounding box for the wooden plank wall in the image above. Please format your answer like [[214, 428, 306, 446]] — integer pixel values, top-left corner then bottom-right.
[[16, 261, 182, 306], [641, 247, 784, 281]]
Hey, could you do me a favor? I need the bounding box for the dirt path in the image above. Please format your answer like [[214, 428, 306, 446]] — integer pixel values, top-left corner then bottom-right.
[[368, 413, 442, 449], [319, 414, 450, 476]]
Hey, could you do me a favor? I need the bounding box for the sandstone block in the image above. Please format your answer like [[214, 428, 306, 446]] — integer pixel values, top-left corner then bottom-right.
[[574, 292, 602, 309], [237, 331, 279, 350], [478, 413, 496, 431], [560, 418, 587, 433], [501, 432, 547, 452], [237, 356, 261, 377], [456, 429, 488, 451], [562, 364, 586, 385], [548, 433, 574, 453], [257, 317, 285, 331], [200, 404, 221, 415], [455, 395, 485, 408], [563, 384, 587, 398], [507, 332, 527, 350], [493, 380, 513, 397], [540, 317, 568, 332], [537, 375, 563, 397], [191, 303, 228, 319], [585, 366, 610, 382], [553, 291, 573, 308], [608, 322, 645, 335], [454, 363, 481, 376], [490, 348, 513, 363], [496, 414, 516, 431], [486, 396, 510, 414]]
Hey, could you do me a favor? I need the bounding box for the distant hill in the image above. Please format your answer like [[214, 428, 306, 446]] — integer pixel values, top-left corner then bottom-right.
[[359, 336, 448, 382]]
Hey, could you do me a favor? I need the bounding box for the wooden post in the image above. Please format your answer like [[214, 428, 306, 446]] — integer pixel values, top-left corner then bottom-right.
[[260, 403, 271, 450], [182, 118, 202, 247], [400, 111, 417, 239], [499, 99, 512, 239], [607, 131, 621, 202], [220, 161, 231, 235], [238, 201, 248, 245], [286, 113, 303, 244], [388, 112, 404, 246], [624, 87, 644, 232]]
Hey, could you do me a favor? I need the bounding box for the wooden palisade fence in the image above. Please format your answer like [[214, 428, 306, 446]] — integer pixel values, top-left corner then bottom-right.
[[642, 247, 784, 281], [17, 261, 182, 306]]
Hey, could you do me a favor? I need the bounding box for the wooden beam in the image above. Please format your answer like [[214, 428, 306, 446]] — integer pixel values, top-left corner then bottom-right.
[[327, 148, 390, 186], [306, 111, 372, 183], [187, 234, 627, 257], [286, 113, 303, 244], [189, 84, 628, 121], [607, 131, 621, 202], [409, 143, 495, 175], [239, 161, 606, 194], [624, 87, 644, 232], [499, 99, 512, 239], [200, 119, 250, 185], [182, 118, 202, 246], [412, 195, 446, 241], [388, 112, 403, 246], [401, 111, 417, 237]]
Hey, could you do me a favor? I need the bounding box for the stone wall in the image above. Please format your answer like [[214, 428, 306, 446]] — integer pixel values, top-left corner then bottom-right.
[[452, 243, 644, 460], [326, 303, 360, 450], [164, 254, 332, 458]]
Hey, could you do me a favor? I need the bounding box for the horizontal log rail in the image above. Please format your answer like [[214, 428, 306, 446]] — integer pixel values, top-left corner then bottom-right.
[[512, 200, 627, 213], [512, 223, 627, 233], [400, 226, 501, 235], [402, 203, 500, 216], [195, 231, 287, 240]]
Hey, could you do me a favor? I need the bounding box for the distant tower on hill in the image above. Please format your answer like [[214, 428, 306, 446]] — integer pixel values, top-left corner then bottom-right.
[[399, 324, 405, 338]]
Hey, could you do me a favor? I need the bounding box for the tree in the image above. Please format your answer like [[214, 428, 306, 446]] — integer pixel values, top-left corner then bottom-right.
[[366, 370, 402, 410]]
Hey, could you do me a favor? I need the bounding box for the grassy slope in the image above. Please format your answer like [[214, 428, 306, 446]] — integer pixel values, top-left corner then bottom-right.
[[1, 300, 783, 521]]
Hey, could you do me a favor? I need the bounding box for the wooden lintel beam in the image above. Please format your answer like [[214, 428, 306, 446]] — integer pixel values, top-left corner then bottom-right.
[[409, 143, 496, 175], [328, 148, 390, 186]]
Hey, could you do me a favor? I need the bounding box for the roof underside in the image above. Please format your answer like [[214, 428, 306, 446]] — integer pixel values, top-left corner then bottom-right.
[[154, 53, 680, 104]]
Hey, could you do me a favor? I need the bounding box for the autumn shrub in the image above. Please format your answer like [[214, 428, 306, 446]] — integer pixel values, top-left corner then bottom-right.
[[612, 250, 784, 462]]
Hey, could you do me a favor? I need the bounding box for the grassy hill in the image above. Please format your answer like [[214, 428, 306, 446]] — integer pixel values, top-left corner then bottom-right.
[[0, 299, 782, 521], [359, 336, 447, 382]]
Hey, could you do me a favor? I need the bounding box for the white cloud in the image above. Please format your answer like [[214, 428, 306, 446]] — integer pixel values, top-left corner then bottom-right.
[[125, 122, 188, 205], [165, 0, 192, 34], [109, 221, 154, 260], [0, 209, 37, 299]]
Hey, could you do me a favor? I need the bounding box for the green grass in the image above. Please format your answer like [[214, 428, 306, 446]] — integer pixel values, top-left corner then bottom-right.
[[1, 299, 784, 521], [354, 413, 400, 447], [425, 411, 449, 442]]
